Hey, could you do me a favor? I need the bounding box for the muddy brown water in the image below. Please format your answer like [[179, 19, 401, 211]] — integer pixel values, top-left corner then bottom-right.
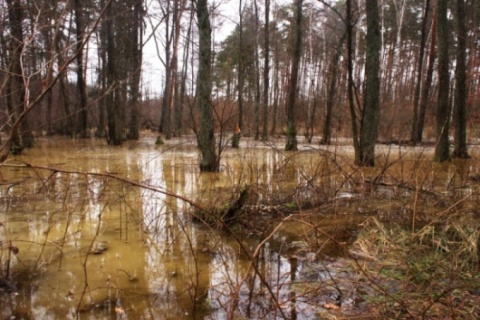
[[0, 135, 479, 319]]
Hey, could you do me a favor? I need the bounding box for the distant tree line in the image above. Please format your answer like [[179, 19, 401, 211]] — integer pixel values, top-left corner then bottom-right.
[[1, 0, 478, 168]]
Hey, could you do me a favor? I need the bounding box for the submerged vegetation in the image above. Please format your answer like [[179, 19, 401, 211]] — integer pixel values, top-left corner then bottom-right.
[[0, 135, 480, 319]]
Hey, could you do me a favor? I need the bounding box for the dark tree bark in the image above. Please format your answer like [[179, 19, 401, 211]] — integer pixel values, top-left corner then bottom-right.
[[322, 33, 345, 145], [128, 0, 144, 140], [196, 0, 218, 171], [5, 0, 34, 153], [96, 7, 107, 139], [359, 0, 381, 166], [411, 0, 431, 144], [285, 0, 303, 151], [346, 0, 360, 163], [56, 35, 74, 136], [105, 0, 124, 145], [434, 0, 451, 162], [232, 0, 244, 148], [452, 0, 469, 158], [261, 0, 270, 141], [270, 21, 280, 136], [74, 0, 89, 138], [253, 0, 261, 140]]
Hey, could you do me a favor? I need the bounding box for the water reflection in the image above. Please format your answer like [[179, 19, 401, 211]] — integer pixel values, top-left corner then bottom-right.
[[1, 136, 478, 319]]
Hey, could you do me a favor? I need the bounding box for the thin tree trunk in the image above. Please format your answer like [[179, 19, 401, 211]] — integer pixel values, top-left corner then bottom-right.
[[346, 0, 360, 163], [411, 0, 431, 144], [159, 0, 172, 138], [285, 0, 303, 151], [232, 0, 244, 148], [270, 23, 279, 136], [57, 41, 73, 136], [96, 8, 107, 139], [253, 0, 261, 140], [452, 0, 469, 158], [434, 0, 451, 162], [176, 6, 194, 136], [74, 0, 89, 138], [262, 0, 270, 141], [416, 13, 437, 143], [322, 33, 346, 145], [5, 0, 34, 152]]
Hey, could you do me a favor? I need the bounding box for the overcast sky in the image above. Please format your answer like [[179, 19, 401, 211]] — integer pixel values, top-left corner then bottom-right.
[[141, 0, 299, 96]]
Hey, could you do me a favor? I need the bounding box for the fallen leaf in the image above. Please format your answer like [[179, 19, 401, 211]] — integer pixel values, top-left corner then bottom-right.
[[323, 302, 340, 310]]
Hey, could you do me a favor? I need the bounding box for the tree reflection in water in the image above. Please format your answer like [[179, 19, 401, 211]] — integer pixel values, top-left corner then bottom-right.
[[2, 135, 475, 318]]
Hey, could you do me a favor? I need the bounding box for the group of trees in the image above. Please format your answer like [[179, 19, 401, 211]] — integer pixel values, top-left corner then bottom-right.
[[1, 0, 479, 170], [0, 0, 143, 156], [212, 0, 478, 166]]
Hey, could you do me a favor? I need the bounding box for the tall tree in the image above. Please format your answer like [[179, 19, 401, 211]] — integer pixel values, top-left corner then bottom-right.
[[196, 0, 218, 171], [346, 0, 360, 163], [253, 0, 261, 140], [232, 0, 244, 148], [452, 0, 469, 158], [74, 0, 89, 138], [270, 16, 280, 136], [434, 0, 451, 162], [127, 0, 144, 140], [96, 0, 108, 139], [159, 0, 173, 138], [5, 0, 34, 154], [359, 0, 381, 166], [285, 0, 303, 151], [104, 0, 124, 145], [416, 11, 437, 143], [411, 0, 431, 144], [175, 5, 194, 136], [261, 0, 270, 141], [322, 33, 345, 145]]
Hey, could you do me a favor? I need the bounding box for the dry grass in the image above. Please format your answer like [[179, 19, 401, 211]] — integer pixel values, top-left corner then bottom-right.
[[349, 214, 480, 319]]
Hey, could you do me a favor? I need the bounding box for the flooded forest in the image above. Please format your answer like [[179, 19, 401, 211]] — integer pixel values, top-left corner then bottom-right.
[[1, 0, 480, 319]]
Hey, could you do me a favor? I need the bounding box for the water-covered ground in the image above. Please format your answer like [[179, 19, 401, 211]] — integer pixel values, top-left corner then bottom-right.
[[1, 134, 480, 319]]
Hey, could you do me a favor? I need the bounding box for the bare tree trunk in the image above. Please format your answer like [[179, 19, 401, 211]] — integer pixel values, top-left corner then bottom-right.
[[196, 0, 218, 172], [359, 0, 381, 166], [74, 0, 89, 138], [5, 0, 34, 153], [128, 0, 144, 140], [411, 0, 431, 144], [346, 0, 360, 163], [253, 0, 261, 140], [261, 0, 270, 141], [416, 13, 436, 143], [270, 22, 280, 136], [322, 33, 345, 145], [105, 0, 123, 145], [56, 36, 74, 136], [285, 0, 303, 151], [452, 0, 469, 158], [232, 0, 244, 148], [434, 0, 451, 162], [159, 0, 172, 138], [176, 6, 194, 136], [96, 9, 107, 139]]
